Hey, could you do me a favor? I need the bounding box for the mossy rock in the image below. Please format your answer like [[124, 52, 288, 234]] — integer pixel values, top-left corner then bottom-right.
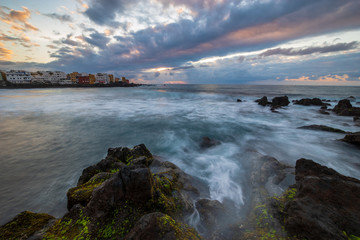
[[0, 211, 54, 240], [67, 172, 113, 210]]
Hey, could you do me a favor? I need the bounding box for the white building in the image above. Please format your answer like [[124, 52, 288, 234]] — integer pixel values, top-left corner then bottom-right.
[[53, 71, 67, 82], [6, 70, 32, 84], [95, 73, 109, 84]]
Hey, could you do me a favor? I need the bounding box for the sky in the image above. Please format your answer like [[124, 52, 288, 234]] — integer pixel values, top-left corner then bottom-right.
[[0, 0, 360, 85]]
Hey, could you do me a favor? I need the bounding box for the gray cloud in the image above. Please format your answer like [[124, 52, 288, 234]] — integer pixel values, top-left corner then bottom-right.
[[43, 13, 73, 22], [260, 41, 359, 57], [83, 30, 111, 48]]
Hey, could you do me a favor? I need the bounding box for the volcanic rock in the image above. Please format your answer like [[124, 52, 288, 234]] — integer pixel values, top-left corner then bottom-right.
[[340, 132, 360, 147], [332, 99, 360, 116], [294, 98, 323, 106], [255, 96, 270, 106], [298, 125, 347, 133]]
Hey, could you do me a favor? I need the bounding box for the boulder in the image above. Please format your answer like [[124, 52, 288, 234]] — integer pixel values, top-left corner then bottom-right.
[[271, 96, 290, 107], [124, 212, 201, 240], [195, 199, 226, 230], [236, 99, 242, 102], [255, 96, 269, 106], [354, 116, 360, 126], [294, 98, 323, 106], [199, 136, 220, 149], [0, 211, 55, 240], [283, 159, 360, 240], [319, 109, 330, 115], [298, 125, 347, 133], [332, 99, 360, 116], [340, 132, 360, 147]]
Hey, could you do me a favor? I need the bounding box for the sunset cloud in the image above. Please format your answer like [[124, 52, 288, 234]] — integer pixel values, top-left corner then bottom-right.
[[0, 6, 39, 32], [0, 43, 13, 60]]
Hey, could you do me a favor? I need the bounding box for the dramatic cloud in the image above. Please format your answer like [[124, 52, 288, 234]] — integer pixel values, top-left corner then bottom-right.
[[0, 6, 38, 32], [0, 43, 13, 60], [43, 13, 73, 22], [260, 42, 359, 57], [83, 30, 111, 48], [0, 33, 39, 48]]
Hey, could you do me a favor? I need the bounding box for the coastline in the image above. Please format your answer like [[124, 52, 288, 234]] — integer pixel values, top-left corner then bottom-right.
[[0, 82, 142, 89]]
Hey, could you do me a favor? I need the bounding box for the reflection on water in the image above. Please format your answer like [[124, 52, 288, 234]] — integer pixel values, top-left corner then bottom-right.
[[0, 85, 360, 225]]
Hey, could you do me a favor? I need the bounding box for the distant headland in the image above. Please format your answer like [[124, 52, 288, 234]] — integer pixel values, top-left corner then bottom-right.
[[0, 70, 141, 88]]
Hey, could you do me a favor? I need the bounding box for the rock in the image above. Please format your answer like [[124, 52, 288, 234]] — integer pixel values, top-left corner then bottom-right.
[[298, 125, 347, 133], [271, 96, 290, 108], [255, 96, 269, 106], [67, 172, 113, 210], [282, 159, 360, 240], [340, 132, 360, 147], [332, 99, 360, 116], [124, 212, 201, 240], [236, 99, 242, 102], [77, 144, 153, 185], [195, 199, 227, 231], [0, 211, 55, 240], [347, 96, 356, 101], [354, 116, 360, 126], [319, 109, 330, 115], [294, 98, 323, 106], [200, 136, 220, 149]]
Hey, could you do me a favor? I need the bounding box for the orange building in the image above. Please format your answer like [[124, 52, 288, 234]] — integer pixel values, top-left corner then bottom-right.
[[89, 74, 96, 84], [109, 74, 114, 83], [69, 72, 79, 83]]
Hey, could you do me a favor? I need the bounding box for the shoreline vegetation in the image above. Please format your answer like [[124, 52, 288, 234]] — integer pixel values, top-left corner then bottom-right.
[[1, 96, 360, 239]]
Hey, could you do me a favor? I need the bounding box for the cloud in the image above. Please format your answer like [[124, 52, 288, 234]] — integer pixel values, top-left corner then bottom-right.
[[84, 0, 132, 27], [0, 6, 39, 32], [0, 33, 39, 48], [260, 41, 359, 57], [0, 43, 13, 60], [43, 13, 73, 22], [283, 74, 360, 85], [83, 30, 111, 48], [164, 81, 187, 84]]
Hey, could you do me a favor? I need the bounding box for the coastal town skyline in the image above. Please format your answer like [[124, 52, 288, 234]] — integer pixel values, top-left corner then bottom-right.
[[1, 0, 360, 85]]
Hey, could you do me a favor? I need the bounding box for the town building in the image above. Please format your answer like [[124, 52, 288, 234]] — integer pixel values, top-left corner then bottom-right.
[[78, 75, 90, 84], [121, 77, 130, 84], [109, 74, 114, 83], [5, 70, 32, 84], [115, 77, 120, 83], [95, 73, 109, 84], [69, 72, 79, 84], [89, 74, 96, 84]]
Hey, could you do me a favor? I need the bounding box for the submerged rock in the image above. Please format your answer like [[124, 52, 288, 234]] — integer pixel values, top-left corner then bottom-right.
[[255, 96, 269, 106], [200, 136, 220, 150], [271, 96, 290, 108], [280, 159, 360, 240], [332, 99, 360, 116], [298, 125, 347, 133], [340, 132, 360, 147], [236, 99, 242, 102], [293, 98, 323, 106]]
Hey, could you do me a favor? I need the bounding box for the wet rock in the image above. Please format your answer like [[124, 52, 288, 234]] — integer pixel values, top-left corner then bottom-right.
[[298, 125, 347, 133], [255, 96, 269, 106], [354, 116, 360, 126], [236, 99, 242, 102], [347, 96, 356, 101], [340, 132, 360, 147], [0, 211, 55, 240], [271, 96, 290, 108], [332, 99, 360, 116], [319, 109, 330, 115], [195, 199, 228, 231], [294, 98, 323, 106], [125, 212, 201, 240], [283, 159, 360, 240], [200, 136, 220, 149]]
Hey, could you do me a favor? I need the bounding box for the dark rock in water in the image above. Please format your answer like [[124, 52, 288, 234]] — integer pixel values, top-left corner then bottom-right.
[[294, 98, 323, 106], [125, 212, 201, 240], [255, 96, 269, 106], [340, 132, 360, 147], [298, 125, 347, 133], [347, 96, 356, 101], [354, 116, 360, 126], [319, 109, 330, 115], [332, 99, 360, 116], [271, 96, 290, 108], [236, 99, 242, 102], [282, 159, 360, 240], [200, 136, 220, 149], [195, 199, 227, 231], [0, 211, 55, 240]]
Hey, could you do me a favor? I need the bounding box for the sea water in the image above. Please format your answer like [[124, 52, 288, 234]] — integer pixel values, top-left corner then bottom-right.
[[0, 85, 359, 225]]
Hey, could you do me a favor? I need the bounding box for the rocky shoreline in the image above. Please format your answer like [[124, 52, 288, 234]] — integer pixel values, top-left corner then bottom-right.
[[1, 144, 360, 240]]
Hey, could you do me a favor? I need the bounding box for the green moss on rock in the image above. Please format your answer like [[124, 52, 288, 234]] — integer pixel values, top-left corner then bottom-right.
[[0, 211, 54, 240]]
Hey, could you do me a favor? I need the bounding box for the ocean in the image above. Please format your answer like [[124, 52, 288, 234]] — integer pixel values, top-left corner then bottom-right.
[[0, 84, 359, 225]]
